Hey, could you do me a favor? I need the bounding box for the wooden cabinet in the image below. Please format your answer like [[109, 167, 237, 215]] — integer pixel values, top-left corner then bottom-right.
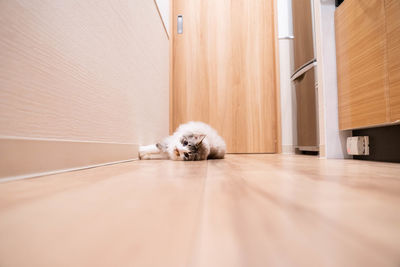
[[386, 0, 400, 121], [335, 0, 400, 130], [335, 0, 387, 130]]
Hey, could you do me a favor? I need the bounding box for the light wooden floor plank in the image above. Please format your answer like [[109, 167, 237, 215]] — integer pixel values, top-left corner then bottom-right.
[[0, 155, 399, 267]]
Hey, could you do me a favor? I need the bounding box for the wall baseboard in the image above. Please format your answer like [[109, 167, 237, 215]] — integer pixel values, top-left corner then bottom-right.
[[281, 145, 295, 154], [0, 137, 138, 182]]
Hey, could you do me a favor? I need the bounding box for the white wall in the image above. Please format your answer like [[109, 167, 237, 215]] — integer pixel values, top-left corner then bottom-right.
[[313, 0, 351, 158], [278, 0, 294, 38], [155, 0, 170, 36], [0, 0, 169, 145], [278, 0, 296, 154]]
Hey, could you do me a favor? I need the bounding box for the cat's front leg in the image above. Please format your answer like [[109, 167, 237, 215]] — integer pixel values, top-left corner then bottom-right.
[[139, 144, 167, 160]]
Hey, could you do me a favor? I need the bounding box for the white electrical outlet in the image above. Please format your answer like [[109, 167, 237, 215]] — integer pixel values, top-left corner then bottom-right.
[[347, 136, 369, 155]]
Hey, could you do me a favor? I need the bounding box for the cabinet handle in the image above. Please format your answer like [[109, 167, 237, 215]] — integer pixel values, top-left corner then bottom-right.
[[291, 60, 317, 82], [279, 35, 294, 40]]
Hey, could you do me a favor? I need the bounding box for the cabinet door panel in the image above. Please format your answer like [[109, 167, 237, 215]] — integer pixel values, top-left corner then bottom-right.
[[386, 0, 400, 122], [335, 0, 388, 130]]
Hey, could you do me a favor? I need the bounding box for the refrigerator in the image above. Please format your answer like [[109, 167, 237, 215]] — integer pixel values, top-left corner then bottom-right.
[[291, 0, 319, 152]]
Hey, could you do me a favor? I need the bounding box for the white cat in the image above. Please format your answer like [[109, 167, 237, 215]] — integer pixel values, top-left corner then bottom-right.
[[139, 121, 226, 161]]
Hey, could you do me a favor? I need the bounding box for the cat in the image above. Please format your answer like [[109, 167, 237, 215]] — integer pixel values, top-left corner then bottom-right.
[[139, 121, 226, 161]]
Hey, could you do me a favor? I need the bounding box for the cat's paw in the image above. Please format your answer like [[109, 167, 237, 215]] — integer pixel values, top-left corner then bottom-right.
[[138, 151, 150, 160]]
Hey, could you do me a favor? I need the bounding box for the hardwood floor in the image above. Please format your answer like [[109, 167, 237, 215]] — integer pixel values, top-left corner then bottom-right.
[[0, 155, 400, 267]]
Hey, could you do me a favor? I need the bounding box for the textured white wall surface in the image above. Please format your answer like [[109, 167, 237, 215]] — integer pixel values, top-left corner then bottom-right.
[[0, 0, 169, 145], [313, 0, 351, 158], [278, 0, 293, 38], [155, 0, 170, 36], [279, 39, 296, 153], [278, 0, 296, 153]]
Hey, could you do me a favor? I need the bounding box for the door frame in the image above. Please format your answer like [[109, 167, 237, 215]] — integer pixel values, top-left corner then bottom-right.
[[169, 0, 282, 153]]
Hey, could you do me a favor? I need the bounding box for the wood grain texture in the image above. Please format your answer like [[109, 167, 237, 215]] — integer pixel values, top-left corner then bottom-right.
[[0, 0, 169, 144], [172, 0, 278, 153], [292, 0, 315, 71], [335, 0, 389, 130], [1, 155, 400, 266], [386, 0, 400, 122]]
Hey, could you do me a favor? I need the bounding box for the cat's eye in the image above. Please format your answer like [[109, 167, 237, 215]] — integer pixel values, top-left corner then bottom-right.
[[184, 152, 189, 158], [183, 141, 188, 146]]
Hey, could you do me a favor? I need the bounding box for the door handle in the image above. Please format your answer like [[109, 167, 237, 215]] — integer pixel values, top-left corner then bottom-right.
[[177, 15, 183, 34]]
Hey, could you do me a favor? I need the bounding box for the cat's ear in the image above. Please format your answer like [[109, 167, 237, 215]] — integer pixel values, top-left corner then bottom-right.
[[195, 134, 206, 146]]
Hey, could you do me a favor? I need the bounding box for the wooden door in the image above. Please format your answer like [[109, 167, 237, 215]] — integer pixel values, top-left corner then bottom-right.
[[171, 0, 279, 153], [386, 0, 400, 122]]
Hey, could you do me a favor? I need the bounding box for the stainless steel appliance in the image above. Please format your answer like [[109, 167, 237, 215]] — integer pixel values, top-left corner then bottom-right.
[[291, 0, 319, 152]]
